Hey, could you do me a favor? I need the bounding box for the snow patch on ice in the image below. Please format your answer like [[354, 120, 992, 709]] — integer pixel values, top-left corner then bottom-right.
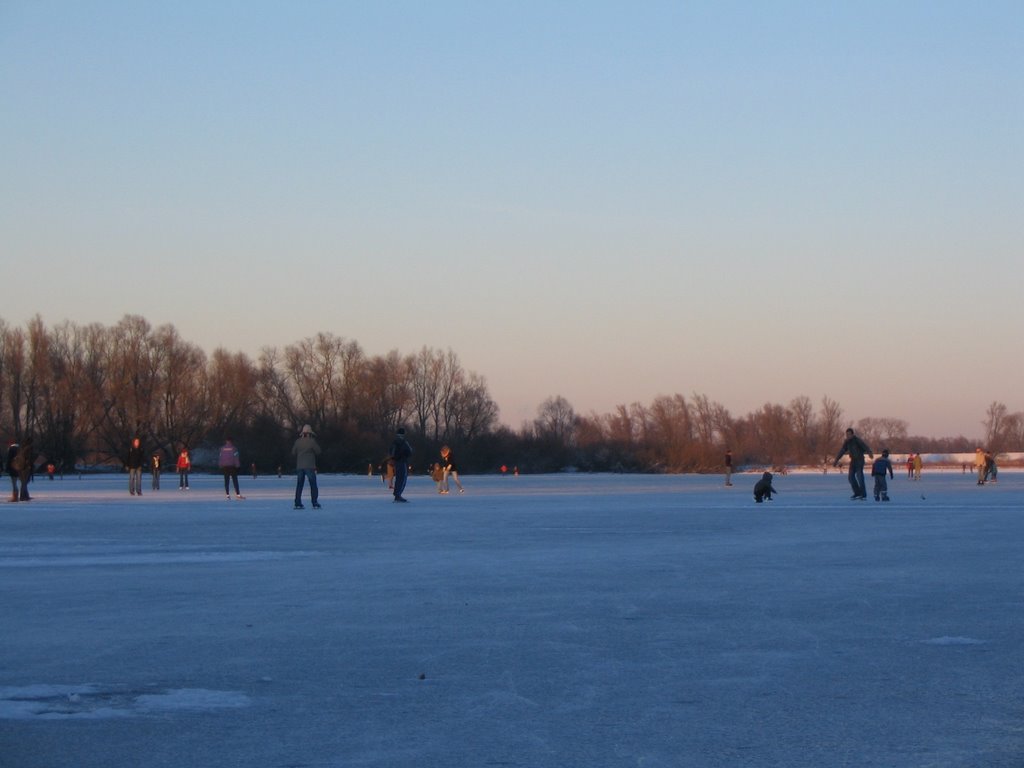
[[0, 550, 318, 568], [922, 636, 987, 646], [0, 684, 252, 720], [134, 688, 252, 712]]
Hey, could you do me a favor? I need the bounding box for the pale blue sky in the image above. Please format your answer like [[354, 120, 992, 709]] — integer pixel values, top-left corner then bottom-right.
[[2, 1, 1021, 438]]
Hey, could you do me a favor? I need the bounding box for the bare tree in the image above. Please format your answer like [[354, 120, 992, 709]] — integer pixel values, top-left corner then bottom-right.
[[1000, 412, 1024, 451], [749, 402, 794, 465], [151, 324, 209, 457], [855, 417, 908, 450], [788, 396, 816, 461], [278, 333, 365, 430], [535, 395, 577, 445], [818, 397, 844, 459], [448, 372, 498, 443], [206, 348, 260, 438], [646, 394, 694, 471], [409, 346, 443, 439], [433, 349, 465, 443], [35, 321, 97, 469], [605, 404, 636, 448], [258, 346, 300, 430], [93, 315, 166, 462], [358, 349, 413, 435], [0, 324, 27, 438], [984, 401, 1009, 451], [690, 394, 719, 456]]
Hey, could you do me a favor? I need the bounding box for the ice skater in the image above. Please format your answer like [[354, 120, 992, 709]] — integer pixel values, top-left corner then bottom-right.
[[871, 449, 894, 501], [126, 437, 144, 496], [984, 451, 998, 483], [151, 453, 161, 491], [834, 428, 873, 500], [753, 471, 778, 503], [974, 448, 986, 484], [292, 424, 322, 509], [176, 447, 191, 490], [389, 427, 412, 503], [218, 437, 245, 500], [439, 445, 464, 494], [13, 439, 33, 501], [6, 440, 19, 502]]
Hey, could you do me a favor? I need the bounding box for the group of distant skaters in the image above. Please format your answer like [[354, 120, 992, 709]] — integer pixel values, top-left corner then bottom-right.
[[974, 447, 999, 485], [6, 426, 469, 508], [122, 430, 319, 508], [726, 428, 1003, 505], [376, 430, 465, 503], [123, 436, 246, 500]]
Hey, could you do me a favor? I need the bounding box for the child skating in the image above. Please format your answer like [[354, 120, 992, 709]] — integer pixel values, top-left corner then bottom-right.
[[871, 449, 894, 502]]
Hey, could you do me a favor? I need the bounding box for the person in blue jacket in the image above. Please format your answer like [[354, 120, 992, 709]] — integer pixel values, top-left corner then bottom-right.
[[871, 449, 894, 502]]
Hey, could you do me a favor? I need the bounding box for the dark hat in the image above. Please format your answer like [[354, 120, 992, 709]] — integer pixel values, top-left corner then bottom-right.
[[397, 427, 406, 435]]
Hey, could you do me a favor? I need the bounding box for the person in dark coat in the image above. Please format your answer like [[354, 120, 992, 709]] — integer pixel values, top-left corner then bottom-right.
[[833, 428, 873, 500], [753, 471, 778, 503], [388, 427, 413, 503], [292, 424, 322, 509], [15, 438, 34, 501], [6, 440, 19, 502], [126, 437, 145, 496]]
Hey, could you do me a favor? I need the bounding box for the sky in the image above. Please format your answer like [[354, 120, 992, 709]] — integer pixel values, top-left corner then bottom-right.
[[1, 1, 1021, 439]]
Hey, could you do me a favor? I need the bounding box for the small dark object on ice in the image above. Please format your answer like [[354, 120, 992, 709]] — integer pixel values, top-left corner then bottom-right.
[[921, 494, 926, 500], [418, 673, 426, 680]]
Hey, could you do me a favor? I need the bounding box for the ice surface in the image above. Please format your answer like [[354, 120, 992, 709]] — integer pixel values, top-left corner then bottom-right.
[[1, 470, 1022, 767]]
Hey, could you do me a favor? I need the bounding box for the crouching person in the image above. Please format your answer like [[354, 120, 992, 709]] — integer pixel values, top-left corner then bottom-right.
[[753, 471, 778, 503]]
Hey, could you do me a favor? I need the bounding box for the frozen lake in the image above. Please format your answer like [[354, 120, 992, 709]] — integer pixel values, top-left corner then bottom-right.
[[1, 470, 1021, 767]]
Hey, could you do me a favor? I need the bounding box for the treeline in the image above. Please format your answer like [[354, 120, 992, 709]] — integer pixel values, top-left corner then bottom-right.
[[0, 315, 1017, 475]]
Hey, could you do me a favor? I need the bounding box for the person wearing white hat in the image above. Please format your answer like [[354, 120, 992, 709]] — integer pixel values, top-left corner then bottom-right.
[[292, 424, 322, 509]]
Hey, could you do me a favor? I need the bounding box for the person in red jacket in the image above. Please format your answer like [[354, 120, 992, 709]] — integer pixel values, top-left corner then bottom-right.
[[176, 447, 191, 490]]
